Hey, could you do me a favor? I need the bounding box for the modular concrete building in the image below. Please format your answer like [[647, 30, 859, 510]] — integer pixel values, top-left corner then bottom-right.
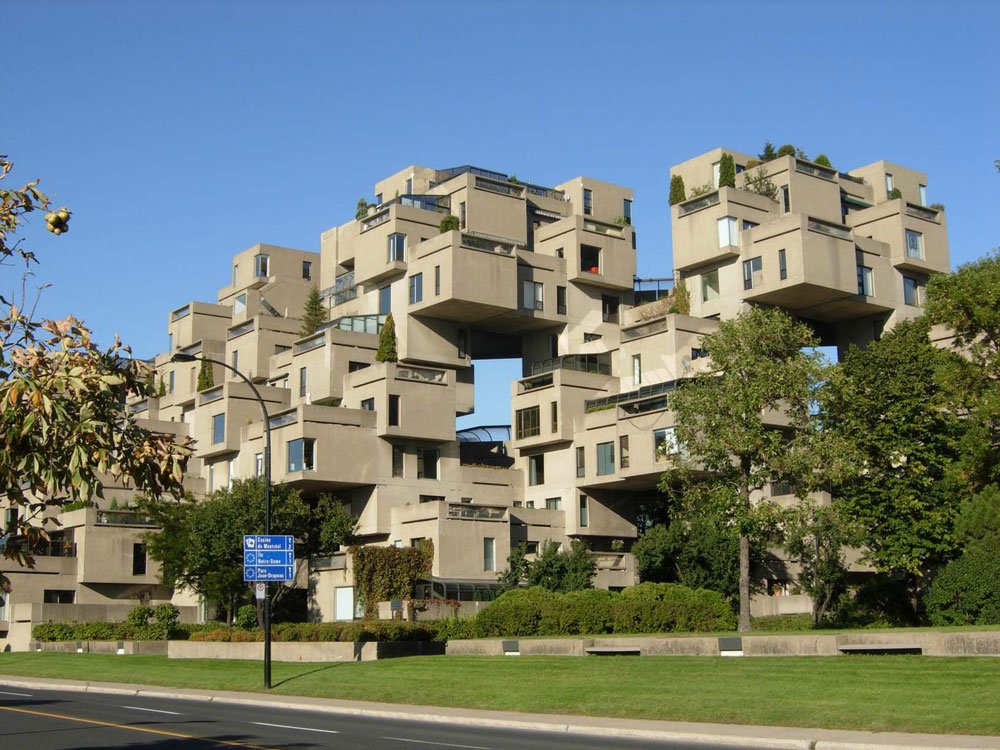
[[1, 149, 949, 644]]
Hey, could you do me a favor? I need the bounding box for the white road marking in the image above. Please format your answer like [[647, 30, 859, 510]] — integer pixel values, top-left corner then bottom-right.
[[252, 721, 340, 734], [0, 691, 32, 697], [382, 738, 491, 750], [121, 705, 181, 715]]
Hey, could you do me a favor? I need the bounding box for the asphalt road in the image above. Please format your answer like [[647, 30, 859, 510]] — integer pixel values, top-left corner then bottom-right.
[[0, 686, 778, 750]]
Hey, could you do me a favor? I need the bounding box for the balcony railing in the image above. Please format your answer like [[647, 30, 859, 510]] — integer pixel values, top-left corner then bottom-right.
[[434, 165, 510, 184], [584, 379, 678, 412], [583, 221, 625, 238], [268, 411, 299, 429], [361, 209, 391, 232], [320, 271, 359, 306], [905, 203, 940, 222], [806, 218, 853, 241], [398, 194, 450, 213], [294, 333, 325, 354], [621, 318, 669, 342], [319, 314, 386, 335], [678, 191, 720, 216], [396, 366, 447, 384], [518, 373, 553, 392], [530, 353, 611, 377], [795, 159, 837, 182], [199, 386, 224, 405], [96, 510, 157, 527], [526, 185, 566, 201], [447, 504, 506, 521], [474, 176, 525, 198], [170, 304, 191, 322], [227, 320, 256, 340], [461, 233, 516, 255]]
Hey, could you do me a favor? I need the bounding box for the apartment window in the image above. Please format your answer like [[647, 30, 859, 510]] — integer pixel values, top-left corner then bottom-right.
[[168, 371, 175, 394], [434, 265, 441, 295], [299, 367, 307, 397], [919, 184, 927, 206], [287, 438, 315, 472], [227, 457, 236, 489], [702, 269, 720, 302], [580, 244, 601, 273], [302, 260, 312, 280], [375, 193, 382, 205], [857, 265, 874, 296], [717, 216, 738, 247], [207, 464, 215, 492], [632, 354, 642, 385], [417, 447, 439, 479], [781, 186, 791, 213], [601, 295, 619, 324], [211, 413, 225, 444], [528, 454, 545, 485], [555, 247, 564, 259], [459, 201, 466, 229], [392, 444, 404, 478], [525, 501, 535, 509], [583, 188, 592, 216], [743, 256, 763, 290], [691, 347, 707, 360], [556, 286, 567, 315], [779, 249, 787, 281], [903, 276, 923, 307], [550, 401, 558, 433], [232, 264, 239, 286], [348, 361, 369, 372], [549, 333, 559, 358], [132, 543, 147, 576], [419, 494, 445, 504], [885, 173, 894, 193], [483, 537, 495, 572], [620, 435, 630, 469], [576, 446, 585, 478], [254, 254, 270, 278], [522, 280, 543, 311], [255, 453, 263, 477], [623, 198, 632, 224], [458, 329, 468, 358], [388, 394, 400, 426], [43, 590, 75, 604], [515, 406, 540, 439], [654, 427, 679, 460], [229, 351, 238, 374], [233, 293, 247, 317], [361, 397, 375, 411], [409, 273, 423, 304], [742, 219, 758, 231], [579, 495, 589, 527], [596, 442, 615, 476], [4, 507, 19, 533], [388, 233, 406, 263], [378, 285, 391, 314], [545, 497, 562, 510], [405, 177, 412, 194], [905, 230, 924, 260], [583, 332, 602, 343], [168, 332, 173, 352]]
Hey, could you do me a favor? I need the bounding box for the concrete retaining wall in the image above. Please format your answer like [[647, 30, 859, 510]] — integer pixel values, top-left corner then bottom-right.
[[34, 640, 169, 655], [167, 640, 443, 662]]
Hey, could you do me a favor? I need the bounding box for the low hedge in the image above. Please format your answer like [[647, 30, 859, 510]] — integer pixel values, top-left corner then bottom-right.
[[189, 621, 438, 643]]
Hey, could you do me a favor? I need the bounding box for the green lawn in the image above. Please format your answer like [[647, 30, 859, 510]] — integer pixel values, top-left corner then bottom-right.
[[2, 653, 999, 735]]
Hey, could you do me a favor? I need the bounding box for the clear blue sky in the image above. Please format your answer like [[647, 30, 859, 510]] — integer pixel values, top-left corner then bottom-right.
[[5, 1, 998, 427]]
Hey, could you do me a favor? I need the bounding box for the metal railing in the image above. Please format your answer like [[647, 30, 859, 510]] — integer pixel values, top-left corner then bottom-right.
[[227, 320, 256, 340], [678, 191, 720, 215], [584, 379, 678, 412], [96, 510, 157, 527], [360, 210, 391, 232], [319, 314, 386, 335], [396, 366, 446, 384], [475, 176, 525, 198], [806, 218, 853, 241], [460, 233, 516, 255], [294, 333, 325, 354], [447, 504, 506, 521], [795, 160, 837, 182], [530, 353, 611, 376], [905, 203, 940, 222]]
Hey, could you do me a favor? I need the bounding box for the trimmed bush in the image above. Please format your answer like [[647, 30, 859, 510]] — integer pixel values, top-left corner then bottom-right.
[[553, 589, 615, 635], [475, 587, 560, 637], [718, 153, 735, 189], [888, 187, 903, 200], [668, 175, 686, 206], [777, 144, 796, 158], [439, 214, 460, 233], [235, 605, 258, 630], [813, 154, 832, 168], [424, 617, 480, 642], [926, 543, 1000, 626], [751, 614, 815, 632]]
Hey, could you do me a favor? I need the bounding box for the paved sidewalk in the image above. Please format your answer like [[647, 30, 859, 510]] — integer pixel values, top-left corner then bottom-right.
[[2, 675, 999, 750]]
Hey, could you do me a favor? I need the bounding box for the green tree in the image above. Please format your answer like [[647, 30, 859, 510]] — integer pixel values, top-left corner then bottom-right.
[[0, 156, 192, 590], [526, 540, 595, 592], [744, 165, 779, 201], [497, 543, 530, 590], [888, 187, 903, 200], [315, 494, 358, 553], [758, 141, 778, 162], [439, 214, 460, 233], [955, 484, 1000, 551], [355, 197, 369, 220], [783, 501, 857, 625], [196, 358, 214, 391], [667, 279, 690, 315], [300, 285, 326, 337], [659, 307, 853, 631], [139, 478, 310, 624], [819, 319, 966, 583], [813, 154, 832, 168], [718, 153, 736, 188], [926, 250, 1000, 488], [777, 144, 796, 158], [668, 175, 686, 206], [376, 313, 398, 362]]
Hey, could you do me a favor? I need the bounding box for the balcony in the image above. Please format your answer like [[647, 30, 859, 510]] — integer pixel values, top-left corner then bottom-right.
[[530, 353, 612, 377], [95, 510, 157, 527]]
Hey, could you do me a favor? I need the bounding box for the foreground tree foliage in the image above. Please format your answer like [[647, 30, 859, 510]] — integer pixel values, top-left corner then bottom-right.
[[299, 285, 326, 337], [0, 156, 192, 590], [819, 319, 965, 583], [659, 307, 855, 632]]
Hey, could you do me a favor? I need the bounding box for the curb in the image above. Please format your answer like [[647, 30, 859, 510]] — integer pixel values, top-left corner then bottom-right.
[[2, 676, 998, 750]]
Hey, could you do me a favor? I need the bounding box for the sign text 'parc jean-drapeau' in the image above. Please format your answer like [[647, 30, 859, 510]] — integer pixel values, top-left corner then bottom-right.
[[243, 535, 295, 581]]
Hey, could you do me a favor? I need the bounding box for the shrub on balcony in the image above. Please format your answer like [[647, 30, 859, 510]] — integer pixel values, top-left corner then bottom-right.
[[888, 187, 903, 200], [744, 165, 779, 202], [813, 154, 833, 168], [690, 181, 715, 198], [668, 175, 686, 206], [355, 198, 370, 221], [375, 313, 398, 362], [300, 285, 327, 337], [777, 144, 797, 158], [439, 214, 460, 233], [718, 153, 736, 189], [758, 141, 778, 162], [196, 359, 214, 391], [668, 280, 691, 315]]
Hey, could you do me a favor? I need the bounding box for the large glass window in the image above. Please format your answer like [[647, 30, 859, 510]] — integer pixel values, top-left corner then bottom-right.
[[417, 447, 439, 479], [302, 260, 312, 280], [409, 273, 423, 304], [601, 295, 619, 323], [620, 435, 630, 469], [556, 286, 567, 315], [779, 249, 787, 281], [254, 254, 269, 278], [483, 537, 495, 572], [378, 285, 391, 314], [392, 445, 404, 477], [388, 395, 400, 426], [361, 397, 374, 411], [919, 184, 927, 206], [515, 406, 540, 439], [717, 216, 738, 247], [388, 233, 406, 262], [132, 543, 147, 576], [905, 230, 924, 260], [168, 371, 174, 394], [702, 269, 720, 301], [654, 427, 679, 460], [287, 438, 315, 472], [596, 442, 615, 476], [903, 276, 923, 307], [579, 495, 589, 527], [528, 454, 545, 485], [781, 186, 791, 213], [743, 256, 763, 290], [583, 188, 593, 215], [632, 354, 641, 385], [299, 366, 307, 398], [211, 413, 225, 444], [580, 245, 601, 273], [857, 265, 873, 296], [623, 198, 632, 223], [233, 293, 247, 317], [545, 497, 562, 510], [522, 280, 543, 310], [576, 446, 585, 477]]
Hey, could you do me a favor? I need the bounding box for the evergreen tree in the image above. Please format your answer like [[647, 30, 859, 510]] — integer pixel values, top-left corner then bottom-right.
[[300, 285, 326, 337], [197, 358, 215, 391], [668, 175, 686, 205], [777, 144, 796, 158], [718, 153, 736, 188], [376, 313, 398, 362], [355, 198, 369, 221], [758, 141, 777, 162], [439, 214, 460, 233], [813, 154, 832, 168]]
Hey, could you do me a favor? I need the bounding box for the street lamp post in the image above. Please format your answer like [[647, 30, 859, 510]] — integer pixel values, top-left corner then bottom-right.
[[171, 352, 274, 689]]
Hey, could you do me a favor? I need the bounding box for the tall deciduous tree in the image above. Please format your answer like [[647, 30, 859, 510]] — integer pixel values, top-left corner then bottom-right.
[[819, 319, 965, 583], [0, 156, 192, 590], [659, 307, 853, 631], [300, 285, 326, 337]]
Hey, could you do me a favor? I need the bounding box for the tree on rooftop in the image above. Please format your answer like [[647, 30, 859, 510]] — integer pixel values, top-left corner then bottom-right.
[[196, 357, 214, 391], [376, 313, 398, 362], [300, 285, 326, 337], [718, 153, 736, 189], [0, 155, 192, 591], [758, 141, 778, 162], [668, 175, 686, 206]]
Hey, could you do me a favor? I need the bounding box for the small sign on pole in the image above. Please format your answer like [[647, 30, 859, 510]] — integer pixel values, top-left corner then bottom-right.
[[255, 583, 266, 601]]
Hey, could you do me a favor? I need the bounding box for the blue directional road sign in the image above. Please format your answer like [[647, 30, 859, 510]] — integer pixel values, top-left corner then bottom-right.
[[243, 535, 295, 581]]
